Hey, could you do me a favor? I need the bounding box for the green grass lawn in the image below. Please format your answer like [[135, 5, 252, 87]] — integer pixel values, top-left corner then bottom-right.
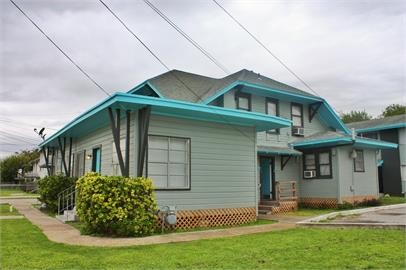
[[379, 196, 406, 205], [284, 208, 337, 217], [0, 188, 37, 197], [1, 219, 404, 269], [0, 204, 20, 216]]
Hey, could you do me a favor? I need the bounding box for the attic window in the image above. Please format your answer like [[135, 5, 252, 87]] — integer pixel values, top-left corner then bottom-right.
[[235, 92, 251, 111]]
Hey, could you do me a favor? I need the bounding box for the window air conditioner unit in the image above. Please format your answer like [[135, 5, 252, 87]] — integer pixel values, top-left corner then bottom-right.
[[292, 127, 305, 136], [304, 170, 316, 179]]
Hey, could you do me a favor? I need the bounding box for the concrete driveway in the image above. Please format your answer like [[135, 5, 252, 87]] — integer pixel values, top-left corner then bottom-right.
[[333, 205, 406, 225], [298, 204, 406, 229]]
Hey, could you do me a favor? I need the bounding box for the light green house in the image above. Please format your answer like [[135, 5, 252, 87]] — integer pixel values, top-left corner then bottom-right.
[[39, 69, 397, 226]]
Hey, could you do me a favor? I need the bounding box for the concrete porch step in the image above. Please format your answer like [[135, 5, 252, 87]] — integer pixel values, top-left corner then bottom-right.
[[55, 209, 78, 223], [259, 200, 279, 206]]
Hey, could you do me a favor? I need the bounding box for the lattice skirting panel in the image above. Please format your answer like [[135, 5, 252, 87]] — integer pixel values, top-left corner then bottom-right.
[[341, 195, 378, 204], [157, 207, 256, 230], [299, 198, 338, 208], [271, 201, 298, 214]]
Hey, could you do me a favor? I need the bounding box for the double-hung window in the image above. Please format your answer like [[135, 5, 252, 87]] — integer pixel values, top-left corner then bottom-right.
[[354, 150, 365, 172], [235, 92, 251, 111], [266, 98, 279, 134], [148, 135, 191, 190], [291, 103, 303, 127], [303, 150, 332, 178]]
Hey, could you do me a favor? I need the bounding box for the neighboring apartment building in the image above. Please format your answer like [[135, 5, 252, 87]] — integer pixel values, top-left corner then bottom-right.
[[39, 69, 396, 227], [347, 114, 406, 195]]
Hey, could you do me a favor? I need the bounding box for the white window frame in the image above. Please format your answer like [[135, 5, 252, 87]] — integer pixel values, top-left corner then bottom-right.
[[147, 135, 191, 190]]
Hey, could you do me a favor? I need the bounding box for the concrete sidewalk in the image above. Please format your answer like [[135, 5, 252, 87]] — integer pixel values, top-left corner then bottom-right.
[[1, 198, 295, 247]]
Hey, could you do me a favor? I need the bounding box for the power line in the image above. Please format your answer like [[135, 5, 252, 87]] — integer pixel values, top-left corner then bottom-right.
[[0, 119, 58, 131], [98, 0, 214, 104], [212, 0, 321, 97], [143, 0, 230, 75], [99, 0, 258, 143], [9, 0, 110, 97], [0, 130, 41, 143], [99, 0, 171, 71]]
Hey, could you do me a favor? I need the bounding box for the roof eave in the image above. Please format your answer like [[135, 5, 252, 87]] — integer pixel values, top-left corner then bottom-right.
[[355, 123, 406, 133], [39, 93, 292, 147]]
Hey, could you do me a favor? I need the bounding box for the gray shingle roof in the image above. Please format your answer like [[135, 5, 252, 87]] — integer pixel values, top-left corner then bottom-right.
[[145, 69, 317, 103], [346, 114, 406, 131]]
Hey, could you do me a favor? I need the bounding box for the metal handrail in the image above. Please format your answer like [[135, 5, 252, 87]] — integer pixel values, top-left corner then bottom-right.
[[57, 184, 76, 216]]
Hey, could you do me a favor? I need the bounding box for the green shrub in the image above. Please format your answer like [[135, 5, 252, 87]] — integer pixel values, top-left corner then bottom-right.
[[337, 202, 354, 210], [38, 175, 77, 212], [355, 199, 381, 207], [76, 172, 158, 237]]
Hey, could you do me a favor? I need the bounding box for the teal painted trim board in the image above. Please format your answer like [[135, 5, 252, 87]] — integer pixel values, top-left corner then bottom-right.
[[127, 81, 164, 98], [320, 100, 351, 134], [202, 80, 322, 105], [40, 93, 292, 147], [356, 123, 406, 133], [201, 81, 349, 134], [292, 137, 398, 150]]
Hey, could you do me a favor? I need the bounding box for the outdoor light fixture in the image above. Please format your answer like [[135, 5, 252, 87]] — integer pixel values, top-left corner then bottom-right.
[[86, 154, 92, 160]]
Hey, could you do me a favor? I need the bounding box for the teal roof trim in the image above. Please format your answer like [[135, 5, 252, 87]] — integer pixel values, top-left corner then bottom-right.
[[40, 93, 292, 147], [319, 100, 351, 135], [202, 80, 322, 105], [354, 138, 398, 149], [291, 137, 398, 150], [127, 81, 164, 98], [355, 123, 406, 133], [201, 80, 349, 134], [292, 137, 352, 148]]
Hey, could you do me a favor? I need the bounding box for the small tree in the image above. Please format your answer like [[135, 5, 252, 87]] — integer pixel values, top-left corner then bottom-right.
[[381, 104, 406, 118], [0, 149, 40, 182], [341, 110, 372, 123]]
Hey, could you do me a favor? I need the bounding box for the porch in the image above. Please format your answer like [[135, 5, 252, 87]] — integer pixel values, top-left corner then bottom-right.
[[258, 180, 298, 215], [258, 146, 301, 215]]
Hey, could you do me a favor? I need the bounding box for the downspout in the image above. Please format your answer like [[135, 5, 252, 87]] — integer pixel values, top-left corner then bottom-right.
[[350, 128, 356, 197], [254, 127, 258, 217]]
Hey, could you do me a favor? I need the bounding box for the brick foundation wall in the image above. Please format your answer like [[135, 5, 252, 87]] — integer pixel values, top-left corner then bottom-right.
[[158, 207, 256, 230]]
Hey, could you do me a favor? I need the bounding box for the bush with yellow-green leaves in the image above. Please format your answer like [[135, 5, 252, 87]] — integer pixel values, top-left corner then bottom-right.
[[76, 172, 158, 237]]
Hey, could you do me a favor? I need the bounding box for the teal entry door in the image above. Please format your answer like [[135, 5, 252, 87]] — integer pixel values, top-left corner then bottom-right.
[[260, 157, 274, 199], [92, 148, 101, 173]]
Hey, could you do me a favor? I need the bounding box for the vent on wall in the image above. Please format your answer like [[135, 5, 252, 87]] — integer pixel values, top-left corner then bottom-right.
[[292, 127, 305, 136]]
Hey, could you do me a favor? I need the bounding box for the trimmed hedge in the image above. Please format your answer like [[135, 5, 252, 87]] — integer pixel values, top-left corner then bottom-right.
[[76, 172, 158, 237], [38, 175, 77, 212]]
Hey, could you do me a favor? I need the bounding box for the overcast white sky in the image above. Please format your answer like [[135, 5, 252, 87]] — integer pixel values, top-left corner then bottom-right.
[[0, 0, 405, 158]]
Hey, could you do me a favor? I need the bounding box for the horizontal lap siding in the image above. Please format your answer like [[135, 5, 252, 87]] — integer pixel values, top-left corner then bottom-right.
[[274, 156, 301, 181], [298, 148, 339, 198], [224, 90, 328, 148], [53, 113, 136, 177], [338, 146, 379, 198], [150, 115, 256, 210]]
